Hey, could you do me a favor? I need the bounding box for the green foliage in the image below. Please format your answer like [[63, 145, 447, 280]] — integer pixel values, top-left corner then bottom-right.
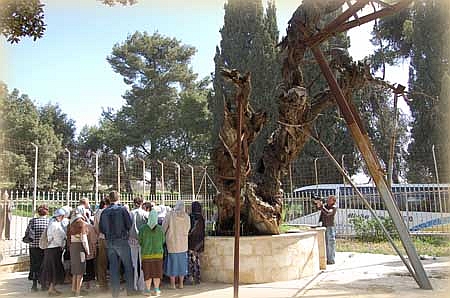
[[406, 0, 450, 183], [104, 31, 210, 161], [291, 8, 357, 186], [1, 151, 32, 186], [0, 83, 62, 188], [0, 0, 46, 43], [210, 0, 281, 162], [372, 0, 450, 183], [337, 237, 450, 257], [353, 86, 409, 182], [39, 103, 76, 148], [350, 216, 398, 242]]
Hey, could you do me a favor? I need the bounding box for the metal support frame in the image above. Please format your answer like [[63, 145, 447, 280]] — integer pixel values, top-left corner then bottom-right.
[[31, 142, 38, 213], [65, 148, 71, 205], [311, 45, 432, 289]]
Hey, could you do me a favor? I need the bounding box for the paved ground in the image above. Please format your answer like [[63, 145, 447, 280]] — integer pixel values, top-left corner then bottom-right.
[[0, 252, 448, 297]]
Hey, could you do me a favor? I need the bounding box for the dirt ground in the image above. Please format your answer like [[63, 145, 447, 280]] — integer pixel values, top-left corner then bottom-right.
[[0, 252, 448, 297]]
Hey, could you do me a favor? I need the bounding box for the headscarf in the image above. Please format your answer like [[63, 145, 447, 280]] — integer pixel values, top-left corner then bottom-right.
[[189, 201, 205, 252], [191, 201, 202, 218], [53, 208, 66, 218], [147, 209, 158, 229], [174, 200, 185, 213]]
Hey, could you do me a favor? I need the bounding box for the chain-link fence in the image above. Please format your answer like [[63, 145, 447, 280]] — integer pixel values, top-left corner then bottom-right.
[[1, 138, 449, 257]]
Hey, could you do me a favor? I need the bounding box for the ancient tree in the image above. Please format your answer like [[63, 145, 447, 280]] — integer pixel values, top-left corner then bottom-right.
[[214, 0, 412, 235]]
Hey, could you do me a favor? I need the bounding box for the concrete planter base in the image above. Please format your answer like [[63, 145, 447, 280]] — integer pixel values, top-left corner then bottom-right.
[[201, 228, 326, 284]]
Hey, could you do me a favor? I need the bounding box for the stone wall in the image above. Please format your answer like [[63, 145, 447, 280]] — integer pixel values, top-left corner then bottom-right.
[[201, 228, 326, 284]]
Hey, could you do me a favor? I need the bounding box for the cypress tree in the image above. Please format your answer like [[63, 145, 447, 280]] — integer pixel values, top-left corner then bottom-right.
[[407, 0, 450, 182], [209, 0, 281, 163]]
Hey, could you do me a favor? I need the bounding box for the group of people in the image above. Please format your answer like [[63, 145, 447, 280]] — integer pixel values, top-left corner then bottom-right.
[[24, 191, 205, 297]]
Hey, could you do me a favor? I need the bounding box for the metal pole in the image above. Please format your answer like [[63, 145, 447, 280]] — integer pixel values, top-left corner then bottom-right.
[[187, 164, 195, 200], [65, 148, 71, 206], [314, 158, 319, 193], [233, 91, 243, 298], [309, 134, 420, 285], [204, 166, 207, 203], [139, 158, 146, 197], [172, 162, 181, 199], [157, 160, 165, 205], [115, 154, 120, 194], [31, 142, 38, 214], [289, 163, 293, 195], [311, 45, 432, 289], [432, 145, 443, 213], [95, 152, 99, 205], [341, 154, 349, 236], [387, 92, 399, 187]]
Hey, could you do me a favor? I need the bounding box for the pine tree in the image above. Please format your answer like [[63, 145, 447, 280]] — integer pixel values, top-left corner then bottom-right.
[[210, 0, 281, 163]]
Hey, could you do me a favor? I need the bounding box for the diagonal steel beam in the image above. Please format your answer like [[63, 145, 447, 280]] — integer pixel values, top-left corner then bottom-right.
[[304, 0, 413, 48], [310, 46, 433, 290]]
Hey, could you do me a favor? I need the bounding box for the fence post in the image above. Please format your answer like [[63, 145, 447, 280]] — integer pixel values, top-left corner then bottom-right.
[[31, 142, 38, 214], [387, 92, 399, 188], [95, 151, 99, 206], [172, 162, 181, 199], [314, 158, 319, 192], [115, 154, 121, 194], [157, 160, 165, 205], [289, 163, 293, 195], [138, 158, 146, 197], [65, 148, 71, 206], [187, 164, 195, 200], [432, 145, 443, 213]]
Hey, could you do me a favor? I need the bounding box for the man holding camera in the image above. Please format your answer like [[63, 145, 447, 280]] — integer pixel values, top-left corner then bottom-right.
[[316, 195, 337, 265]]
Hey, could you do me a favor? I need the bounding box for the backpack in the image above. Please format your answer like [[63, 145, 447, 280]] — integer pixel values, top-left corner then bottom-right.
[[39, 227, 49, 249]]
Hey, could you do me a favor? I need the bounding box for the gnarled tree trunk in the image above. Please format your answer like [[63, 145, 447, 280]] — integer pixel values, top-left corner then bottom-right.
[[214, 0, 379, 235]]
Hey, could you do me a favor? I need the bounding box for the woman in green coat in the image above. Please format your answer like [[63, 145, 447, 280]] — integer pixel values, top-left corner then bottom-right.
[[138, 209, 165, 296]]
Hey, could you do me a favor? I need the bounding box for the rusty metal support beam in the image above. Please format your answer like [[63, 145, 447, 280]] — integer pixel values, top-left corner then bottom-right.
[[311, 45, 432, 290], [322, 0, 370, 33], [336, 0, 412, 34], [233, 88, 244, 298], [305, 0, 413, 48]]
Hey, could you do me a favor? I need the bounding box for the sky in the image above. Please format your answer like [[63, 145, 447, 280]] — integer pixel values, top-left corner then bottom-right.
[[1, 0, 409, 134]]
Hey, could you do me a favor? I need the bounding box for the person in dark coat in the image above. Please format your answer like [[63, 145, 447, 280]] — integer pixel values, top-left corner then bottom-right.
[[187, 201, 205, 285], [26, 205, 50, 291]]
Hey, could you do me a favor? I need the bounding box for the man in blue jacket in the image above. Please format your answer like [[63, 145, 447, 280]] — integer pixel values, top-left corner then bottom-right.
[[99, 191, 139, 297]]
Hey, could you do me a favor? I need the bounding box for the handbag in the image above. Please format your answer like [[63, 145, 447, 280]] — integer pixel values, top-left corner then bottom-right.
[[22, 219, 36, 243]]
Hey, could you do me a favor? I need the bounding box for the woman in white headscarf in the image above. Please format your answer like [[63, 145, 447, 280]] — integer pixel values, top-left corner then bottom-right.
[[162, 200, 190, 289], [39, 208, 67, 296]]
